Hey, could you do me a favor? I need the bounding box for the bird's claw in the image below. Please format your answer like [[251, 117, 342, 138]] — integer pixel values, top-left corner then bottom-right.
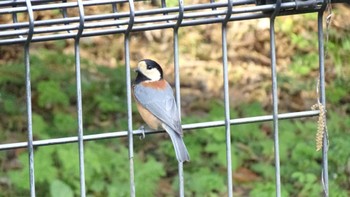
[[139, 125, 146, 140]]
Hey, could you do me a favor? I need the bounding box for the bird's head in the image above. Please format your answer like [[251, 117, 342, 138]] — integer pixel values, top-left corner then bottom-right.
[[135, 59, 163, 83]]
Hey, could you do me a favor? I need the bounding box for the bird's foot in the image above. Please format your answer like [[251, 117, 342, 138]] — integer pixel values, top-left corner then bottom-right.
[[138, 125, 146, 140]]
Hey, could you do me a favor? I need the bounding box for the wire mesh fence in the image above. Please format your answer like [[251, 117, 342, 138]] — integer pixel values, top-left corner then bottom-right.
[[1, 0, 345, 196]]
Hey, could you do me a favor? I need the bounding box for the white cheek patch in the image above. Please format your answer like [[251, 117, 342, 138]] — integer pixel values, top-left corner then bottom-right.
[[144, 69, 161, 81], [138, 61, 147, 72], [138, 61, 161, 82]]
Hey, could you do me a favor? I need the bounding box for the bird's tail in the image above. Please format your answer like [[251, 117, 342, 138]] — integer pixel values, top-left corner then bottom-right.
[[162, 124, 190, 163]]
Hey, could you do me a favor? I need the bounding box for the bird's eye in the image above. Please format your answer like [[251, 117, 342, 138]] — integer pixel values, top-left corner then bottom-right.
[[147, 65, 152, 69]]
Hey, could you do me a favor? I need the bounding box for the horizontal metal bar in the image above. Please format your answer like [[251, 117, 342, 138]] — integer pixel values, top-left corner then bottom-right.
[[0, 0, 345, 8], [0, 15, 181, 38], [0, 0, 255, 31], [0, 4, 322, 45], [0, 110, 319, 151], [0, 13, 264, 44], [0, 0, 128, 14], [0, 0, 323, 44], [2, 5, 256, 38], [0, 0, 54, 7], [0, 1, 318, 32]]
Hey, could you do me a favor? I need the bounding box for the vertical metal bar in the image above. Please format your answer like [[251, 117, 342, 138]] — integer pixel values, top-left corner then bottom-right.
[[174, 29, 186, 197], [222, 0, 233, 196], [317, 3, 329, 196], [112, 3, 118, 13], [125, 34, 135, 197], [61, 0, 71, 33], [24, 0, 35, 196], [174, 0, 184, 196], [161, 0, 168, 15], [210, 0, 217, 12], [12, 8, 19, 25], [125, 0, 135, 196], [112, 2, 120, 28], [12, 0, 23, 38], [222, 25, 233, 197], [161, 0, 169, 22], [269, 1, 281, 196], [174, 31, 184, 197], [75, 0, 86, 196], [161, 0, 167, 8]]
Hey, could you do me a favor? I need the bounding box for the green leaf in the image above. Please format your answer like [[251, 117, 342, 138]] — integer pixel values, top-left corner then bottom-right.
[[0, 63, 24, 85], [186, 168, 225, 195], [240, 102, 265, 117], [250, 182, 289, 197], [326, 85, 347, 104], [342, 37, 350, 51], [277, 17, 294, 33], [205, 143, 226, 166], [208, 101, 225, 120], [205, 127, 225, 142], [84, 144, 105, 184], [251, 163, 275, 180], [292, 172, 321, 196], [37, 80, 69, 108], [90, 179, 105, 193], [234, 123, 262, 142], [329, 180, 349, 197], [8, 153, 30, 191], [260, 139, 274, 157], [50, 179, 74, 197], [94, 94, 123, 113], [56, 145, 80, 184], [291, 33, 312, 49], [32, 113, 49, 138], [53, 113, 77, 134], [34, 147, 58, 183], [135, 157, 165, 197], [183, 135, 204, 163], [2, 95, 19, 114], [290, 53, 319, 76]]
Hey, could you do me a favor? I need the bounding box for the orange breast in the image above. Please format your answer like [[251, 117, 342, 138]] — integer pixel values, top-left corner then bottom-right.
[[136, 102, 162, 130], [141, 79, 167, 90]]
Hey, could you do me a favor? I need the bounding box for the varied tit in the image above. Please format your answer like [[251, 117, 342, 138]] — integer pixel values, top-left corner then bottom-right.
[[132, 59, 190, 163]]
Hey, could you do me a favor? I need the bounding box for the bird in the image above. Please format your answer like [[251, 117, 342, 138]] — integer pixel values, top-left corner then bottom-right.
[[132, 59, 190, 163]]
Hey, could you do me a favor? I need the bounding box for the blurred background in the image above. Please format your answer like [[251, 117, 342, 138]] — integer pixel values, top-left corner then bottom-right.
[[0, 1, 349, 196]]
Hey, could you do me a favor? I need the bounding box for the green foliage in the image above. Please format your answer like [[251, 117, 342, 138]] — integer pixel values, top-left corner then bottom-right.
[[37, 80, 69, 108], [165, 0, 179, 7], [1, 23, 349, 197], [7, 142, 165, 197], [326, 78, 348, 104], [135, 157, 165, 196], [53, 112, 77, 134], [291, 33, 314, 49], [290, 52, 319, 76], [186, 168, 226, 196], [50, 180, 74, 197], [291, 172, 321, 196], [327, 34, 350, 68], [277, 17, 294, 33], [158, 93, 349, 197], [2, 95, 18, 115], [0, 62, 24, 85], [1, 50, 165, 196], [250, 182, 289, 197], [8, 153, 30, 191], [32, 113, 49, 138]]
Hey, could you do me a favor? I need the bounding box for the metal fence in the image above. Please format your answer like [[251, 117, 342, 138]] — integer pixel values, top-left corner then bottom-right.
[[0, 0, 343, 196]]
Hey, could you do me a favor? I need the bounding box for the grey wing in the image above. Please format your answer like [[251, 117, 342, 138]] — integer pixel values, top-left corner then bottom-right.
[[134, 83, 183, 135]]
